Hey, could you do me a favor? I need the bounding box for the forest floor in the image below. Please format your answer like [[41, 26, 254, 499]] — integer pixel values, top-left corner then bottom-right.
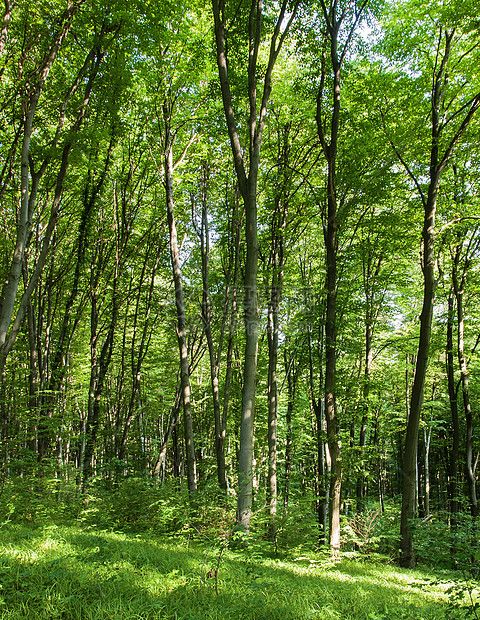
[[0, 523, 478, 619]]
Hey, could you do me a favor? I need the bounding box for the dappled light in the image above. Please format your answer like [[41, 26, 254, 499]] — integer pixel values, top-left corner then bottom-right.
[[1, 524, 476, 619], [0, 0, 479, 616]]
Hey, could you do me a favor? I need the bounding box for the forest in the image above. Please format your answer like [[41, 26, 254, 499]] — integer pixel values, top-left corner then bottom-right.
[[0, 0, 480, 617]]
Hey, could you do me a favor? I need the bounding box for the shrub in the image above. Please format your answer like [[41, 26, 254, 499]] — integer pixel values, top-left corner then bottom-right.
[[342, 507, 381, 554], [0, 473, 82, 527]]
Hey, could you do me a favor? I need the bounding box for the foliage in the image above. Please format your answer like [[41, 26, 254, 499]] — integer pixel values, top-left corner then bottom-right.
[[0, 472, 83, 527], [343, 507, 382, 554], [0, 522, 472, 619], [444, 578, 480, 620], [275, 496, 322, 554], [0, 0, 479, 585]]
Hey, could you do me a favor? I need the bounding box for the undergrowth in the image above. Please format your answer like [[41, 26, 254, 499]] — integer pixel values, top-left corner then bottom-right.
[[0, 476, 479, 618], [0, 523, 477, 619]]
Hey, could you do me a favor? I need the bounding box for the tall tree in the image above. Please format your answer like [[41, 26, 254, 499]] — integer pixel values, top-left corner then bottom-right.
[[0, 1, 83, 368], [163, 97, 197, 495], [314, 0, 370, 554], [451, 224, 480, 517], [379, 1, 480, 567], [211, 0, 299, 532]]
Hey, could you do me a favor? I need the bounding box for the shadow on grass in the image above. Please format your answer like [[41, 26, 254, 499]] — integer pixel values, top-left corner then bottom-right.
[[0, 525, 456, 619], [160, 554, 453, 620]]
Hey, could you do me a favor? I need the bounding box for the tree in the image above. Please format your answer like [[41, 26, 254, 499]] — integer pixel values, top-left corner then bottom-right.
[[211, 0, 299, 532], [0, 4, 120, 371], [451, 222, 480, 517], [379, 0, 480, 567], [313, 0, 370, 554]]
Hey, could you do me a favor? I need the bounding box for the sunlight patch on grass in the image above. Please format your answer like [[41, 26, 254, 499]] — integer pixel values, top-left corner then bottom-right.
[[0, 524, 473, 619]]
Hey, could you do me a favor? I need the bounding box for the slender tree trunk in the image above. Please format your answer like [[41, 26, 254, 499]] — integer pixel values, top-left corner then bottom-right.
[[446, 292, 460, 518], [82, 260, 117, 489], [198, 166, 227, 490], [236, 178, 259, 530], [266, 290, 279, 540], [423, 422, 431, 517], [266, 242, 285, 539], [357, 248, 382, 510], [38, 133, 114, 462], [25, 285, 39, 455], [283, 346, 297, 509], [0, 0, 13, 58], [0, 6, 97, 370], [153, 389, 181, 478], [323, 70, 342, 556], [0, 22, 70, 361], [118, 235, 162, 463], [307, 312, 328, 545], [222, 209, 241, 482], [266, 123, 290, 539], [399, 28, 479, 567], [399, 180, 437, 567], [357, 320, 372, 511], [163, 103, 196, 495], [453, 249, 478, 518], [315, 0, 369, 553], [0, 137, 40, 371], [211, 0, 298, 532]]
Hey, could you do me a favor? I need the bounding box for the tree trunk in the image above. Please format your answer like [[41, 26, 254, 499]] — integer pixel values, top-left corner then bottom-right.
[[0, 0, 13, 58], [283, 346, 297, 509], [446, 291, 460, 518], [399, 27, 479, 567], [266, 122, 290, 539], [453, 245, 478, 518], [198, 166, 227, 490], [211, 0, 298, 532], [306, 281, 328, 545], [315, 0, 369, 553], [357, 320, 373, 511], [399, 177, 437, 568], [266, 289, 279, 540], [236, 179, 259, 530], [221, 202, 242, 487], [153, 389, 181, 479], [118, 233, 163, 463], [0, 12, 74, 362], [423, 423, 431, 517], [0, 10, 102, 370], [82, 260, 116, 489], [163, 103, 197, 495], [357, 247, 382, 510]]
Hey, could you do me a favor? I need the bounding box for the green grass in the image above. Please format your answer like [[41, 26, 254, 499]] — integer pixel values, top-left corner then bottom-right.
[[0, 523, 477, 619]]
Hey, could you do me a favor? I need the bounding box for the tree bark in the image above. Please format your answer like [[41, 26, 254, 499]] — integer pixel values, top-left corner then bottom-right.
[[211, 0, 299, 532], [266, 285, 279, 539], [316, 0, 369, 554], [357, 247, 382, 510], [317, 7, 342, 556], [307, 306, 328, 545], [0, 2, 81, 368], [446, 291, 460, 518], [163, 102, 197, 495], [118, 234, 163, 463], [453, 241, 478, 518], [0, 0, 13, 58], [153, 389, 181, 479], [283, 345, 298, 509], [82, 243, 117, 488], [265, 121, 290, 539], [399, 28, 480, 567], [198, 165, 227, 490], [399, 165, 437, 568]]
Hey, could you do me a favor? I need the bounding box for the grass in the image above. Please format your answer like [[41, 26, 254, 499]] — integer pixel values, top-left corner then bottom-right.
[[0, 523, 478, 619]]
